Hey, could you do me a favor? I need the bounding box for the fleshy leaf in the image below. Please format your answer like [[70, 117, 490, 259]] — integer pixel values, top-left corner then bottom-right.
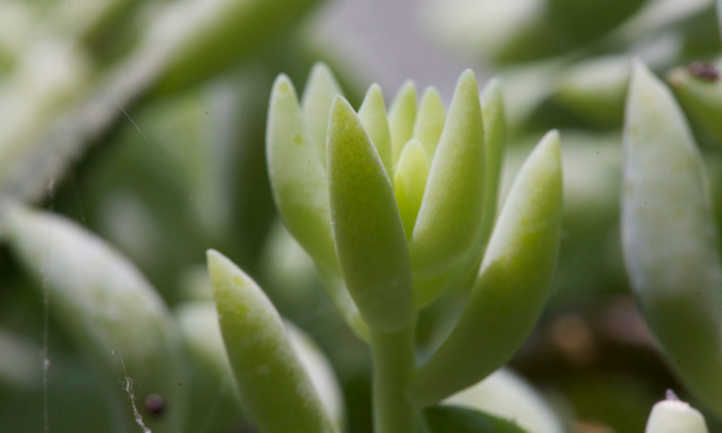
[[413, 87, 446, 156], [207, 250, 336, 433], [667, 64, 722, 147], [423, 405, 528, 433], [394, 139, 431, 239], [359, 83, 393, 176], [645, 398, 708, 433], [328, 97, 414, 332], [265, 75, 365, 338], [389, 80, 418, 167], [302, 63, 344, 168], [411, 131, 562, 405], [622, 61, 722, 416], [2, 204, 185, 433], [445, 369, 564, 433], [410, 69, 486, 308]]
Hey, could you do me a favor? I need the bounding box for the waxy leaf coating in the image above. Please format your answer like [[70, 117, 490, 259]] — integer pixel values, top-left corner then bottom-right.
[[207, 250, 336, 433], [328, 97, 414, 332], [412, 131, 562, 405], [389, 80, 418, 167], [413, 87, 446, 156], [359, 83, 393, 176], [411, 69, 486, 308], [645, 399, 708, 433], [622, 61, 722, 416], [266, 73, 365, 338], [3, 205, 184, 433]]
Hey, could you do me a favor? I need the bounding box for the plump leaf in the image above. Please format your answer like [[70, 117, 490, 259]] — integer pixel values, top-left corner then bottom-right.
[[207, 250, 336, 433], [302, 63, 344, 168], [411, 131, 562, 405], [389, 80, 418, 167], [668, 63, 722, 147], [622, 61, 722, 416], [394, 138, 431, 238], [423, 405, 528, 433], [2, 204, 185, 433], [359, 83, 393, 176], [265, 74, 365, 338], [445, 369, 564, 433], [328, 97, 414, 332], [410, 69, 486, 308], [645, 398, 708, 433], [413, 87, 446, 156]]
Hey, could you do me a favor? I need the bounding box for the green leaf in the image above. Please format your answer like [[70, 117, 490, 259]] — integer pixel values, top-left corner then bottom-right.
[[454, 78, 508, 295], [645, 398, 708, 433], [328, 97, 414, 332], [622, 60, 722, 416], [394, 138, 431, 239], [389, 80, 418, 167], [265, 74, 366, 339], [479, 78, 506, 247], [412, 131, 562, 405], [302, 63, 344, 168], [359, 83, 393, 176], [423, 405, 528, 433], [207, 250, 336, 433], [413, 87, 446, 156], [2, 204, 185, 433], [667, 63, 722, 147], [153, 0, 320, 93], [410, 69, 486, 308]]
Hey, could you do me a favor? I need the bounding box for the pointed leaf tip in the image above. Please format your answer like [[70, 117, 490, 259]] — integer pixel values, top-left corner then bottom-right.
[[409, 68, 484, 308], [303, 63, 343, 168], [412, 129, 562, 405], [413, 87, 446, 156], [359, 84, 393, 176], [206, 250, 336, 433], [394, 138, 431, 238], [328, 95, 414, 332], [623, 55, 722, 415], [389, 80, 418, 167]]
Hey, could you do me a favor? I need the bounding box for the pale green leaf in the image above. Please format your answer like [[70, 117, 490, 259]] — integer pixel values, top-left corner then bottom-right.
[[413, 87, 446, 156], [411, 131, 562, 405], [2, 204, 185, 433], [410, 69, 485, 308], [645, 399, 708, 433], [394, 139, 431, 239], [207, 250, 336, 433], [622, 60, 722, 416], [328, 97, 414, 332], [359, 83, 393, 176], [389, 80, 417, 167]]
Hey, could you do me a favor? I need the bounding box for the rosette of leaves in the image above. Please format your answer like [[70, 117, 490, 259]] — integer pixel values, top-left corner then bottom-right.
[[206, 64, 563, 433]]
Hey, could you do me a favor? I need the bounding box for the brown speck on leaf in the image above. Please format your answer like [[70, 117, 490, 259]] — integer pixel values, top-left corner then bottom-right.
[[688, 62, 719, 82], [144, 393, 166, 417]]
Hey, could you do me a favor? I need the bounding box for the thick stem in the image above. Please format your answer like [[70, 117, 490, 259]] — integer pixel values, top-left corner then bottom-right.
[[370, 324, 416, 433]]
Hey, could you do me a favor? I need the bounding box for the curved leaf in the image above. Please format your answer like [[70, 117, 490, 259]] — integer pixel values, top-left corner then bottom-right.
[[328, 97, 414, 332], [423, 405, 528, 433], [622, 61, 722, 416], [410, 69, 485, 308], [2, 204, 185, 433], [359, 83, 393, 177], [207, 250, 336, 433], [411, 131, 562, 405]]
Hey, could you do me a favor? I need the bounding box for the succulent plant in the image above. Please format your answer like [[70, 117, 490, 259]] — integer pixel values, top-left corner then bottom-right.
[[204, 64, 563, 433]]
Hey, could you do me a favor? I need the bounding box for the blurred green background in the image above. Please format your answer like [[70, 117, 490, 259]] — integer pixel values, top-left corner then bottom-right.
[[1, 1, 721, 432]]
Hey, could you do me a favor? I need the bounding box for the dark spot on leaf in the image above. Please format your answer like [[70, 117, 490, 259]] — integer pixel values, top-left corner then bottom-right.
[[144, 393, 166, 417], [688, 62, 719, 82]]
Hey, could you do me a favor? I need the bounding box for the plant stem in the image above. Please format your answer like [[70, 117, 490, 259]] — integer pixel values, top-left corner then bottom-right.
[[370, 323, 416, 433]]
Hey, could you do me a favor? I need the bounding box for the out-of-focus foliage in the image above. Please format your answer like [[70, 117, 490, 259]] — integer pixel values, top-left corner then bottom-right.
[[1, 0, 722, 432]]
